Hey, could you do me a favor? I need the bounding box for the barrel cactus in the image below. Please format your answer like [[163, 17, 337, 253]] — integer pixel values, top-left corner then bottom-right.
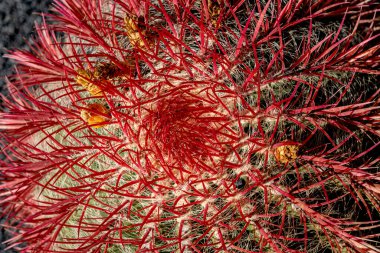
[[1, 0, 380, 252]]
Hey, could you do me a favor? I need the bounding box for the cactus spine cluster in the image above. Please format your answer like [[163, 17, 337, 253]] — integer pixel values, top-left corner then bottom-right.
[[1, 0, 380, 252]]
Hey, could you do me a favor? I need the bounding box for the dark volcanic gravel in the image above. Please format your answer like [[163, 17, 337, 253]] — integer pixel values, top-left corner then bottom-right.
[[0, 0, 53, 91], [1, 0, 52, 251]]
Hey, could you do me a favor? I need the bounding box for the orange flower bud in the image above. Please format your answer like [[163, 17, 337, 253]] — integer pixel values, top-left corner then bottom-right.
[[75, 69, 103, 96], [124, 15, 155, 48], [80, 103, 110, 128]]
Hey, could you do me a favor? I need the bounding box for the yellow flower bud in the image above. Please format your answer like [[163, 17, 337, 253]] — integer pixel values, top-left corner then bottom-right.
[[274, 144, 299, 164]]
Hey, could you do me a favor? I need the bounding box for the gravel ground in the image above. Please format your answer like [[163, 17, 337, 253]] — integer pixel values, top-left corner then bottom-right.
[[0, 0, 52, 251], [0, 0, 52, 91]]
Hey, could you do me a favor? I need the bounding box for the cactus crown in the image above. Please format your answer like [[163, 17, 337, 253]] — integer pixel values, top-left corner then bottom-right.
[[1, 0, 380, 252]]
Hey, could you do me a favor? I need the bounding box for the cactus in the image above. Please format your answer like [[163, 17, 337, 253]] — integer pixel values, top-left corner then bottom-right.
[[1, 0, 380, 252]]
